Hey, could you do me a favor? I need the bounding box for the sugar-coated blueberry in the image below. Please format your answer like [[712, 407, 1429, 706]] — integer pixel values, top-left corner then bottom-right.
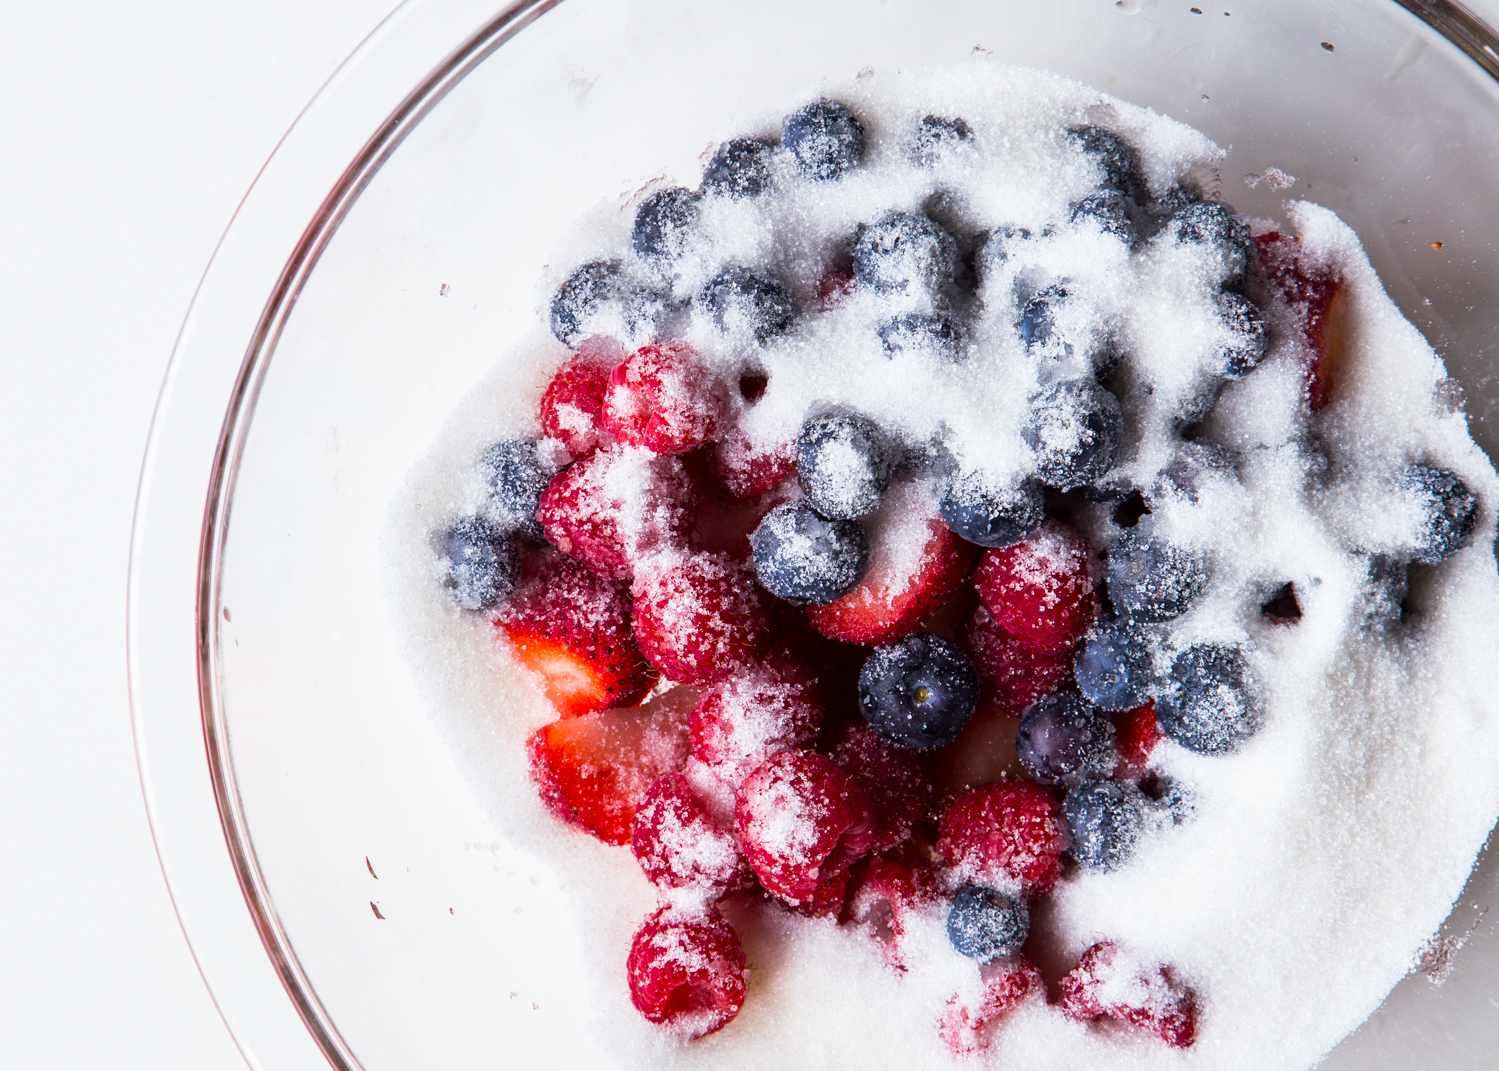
[[697, 266, 797, 342], [444, 516, 519, 611], [1064, 780, 1148, 871], [947, 886, 1029, 962], [749, 500, 870, 605], [853, 212, 960, 297], [479, 439, 550, 541], [702, 137, 776, 197], [783, 98, 865, 180], [1018, 284, 1070, 355], [911, 114, 974, 165], [1068, 124, 1148, 203], [796, 409, 897, 519], [1016, 693, 1118, 787], [1023, 378, 1123, 490], [938, 469, 1045, 548], [1216, 292, 1268, 378], [976, 224, 1032, 286], [1070, 189, 1134, 243], [1152, 441, 1238, 504], [1169, 200, 1252, 289], [877, 311, 967, 361], [859, 633, 979, 751], [548, 259, 623, 346], [1402, 464, 1479, 564], [1155, 643, 1263, 754], [1074, 620, 1156, 711], [1107, 527, 1209, 622], [633, 186, 701, 264]]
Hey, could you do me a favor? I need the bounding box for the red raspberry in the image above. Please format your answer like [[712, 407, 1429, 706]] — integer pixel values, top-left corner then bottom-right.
[[1061, 941, 1198, 1049], [735, 750, 875, 910], [632, 552, 771, 685], [706, 428, 797, 501], [538, 336, 623, 461], [938, 780, 1068, 895], [631, 772, 752, 895], [690, 659, 823, 788], [1255, 232, 1346, 411], [1112, 701, 1164, 772], [626, 904, 747, 1039], [536, 445, 694, 580], [845, 856, 940, 968], [827, 722, 935, 852], [938, 957, 1044, 1056], [958, 606, 1074, 717], [973, 520, 1097, 653], [604, 341, 728, 454]]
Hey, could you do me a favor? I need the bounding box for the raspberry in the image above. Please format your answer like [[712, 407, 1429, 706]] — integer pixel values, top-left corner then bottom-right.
[[735, 750, 875, 910], [603, 341, 728, 454], [973, 520, 1097, 653], [958, 607, 1074, 717], [845, 855, 939, 968], [1061, 941, 1198, 1049], [938, 957, 1043, 1057], [632, 552, 771, 685], [827, 722, 935, 852], [538, 336, 624, 461], [631, 772, 752, 895], [536, 445, 694, 580], [1112, 701, 1164, 772], [706, 428, 797, 501], [938, 780, 1068, 895], [626, 904, 747, 1039], [690, 659, 823, 788]]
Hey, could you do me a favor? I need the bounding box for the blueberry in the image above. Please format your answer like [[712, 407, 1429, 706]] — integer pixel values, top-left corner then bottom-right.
[[1151, 442, 1237, 504], [939, 470, 1045, 548], [444, 516, 519, 611], [749, 500, 870, 605], [1107, 527, 1209, 622], [1022, 378, 1123, 490], [853, 212, 960, 297], [1216, 292, 1268, 378], [1018, 284, 1070, 355], [632, 186, 701, 264], [1074, 621, 1156, 711], [1068, 124, 1148, 203], [702, 137, 776, 197], [946, 887, 1029, 962], [1155, 643, 1263, 754], [1167, 200, 1252, 289], [1070, 189, 1135, 243], [976, 224, 1032, 286], [911, 114, 974, 165], [696, 266, 797, 342], [548, 259, 623, 347], [877, 311, 967, 361], [783, 98, 865, 180], [859, 633, 979, 751], [479, 440, 550, 541], [796, 409, 897, 519], [1402, 464, 1479, 564], [1063, 780, 1148, 871], [1016, 693, 1117, 787]]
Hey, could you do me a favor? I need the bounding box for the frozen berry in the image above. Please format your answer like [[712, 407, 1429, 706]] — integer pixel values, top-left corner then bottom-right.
[[947, 886, 1030, 962], [939, 957, 1043, 1056], [796, 409, 897, 519], [749, 499, 870, 604], [1064, 780, 1147, 870], [627, 904, 747, 1038], [707, 429, 797, 501], [827, 721, 935, 852], [632, 552, 770, 685], [1074, 620, 1156, 711], [959, 610, 1075, 716], [1061, 942, 1198, 1049], [690, 658, 823, 787], [1023, 378, 1122, 490], [1016, 694, 1117, 787], [938, 780, 1068, 894], [846, 856, 940, 967], [783, 98, 865, 180], [976, 224, 1032, 285], [548, 259, 624, 346], [1402, 463, 1479, 564], [1068, 124, 1147, 203], [696, 266, 798, 342], [939, 470, 1045, 548], [1155, 642, 1262, 754], [1167, 200, 1251, 289], [859, 633, 979, 751], [631, 772, 751, 894], [632, 186, 701, 264], [973, 520, 1097, 652], [1018, 284, 1068, 355], [853, 212, 960, 297], [479, 439, 550, 540], [603, 341, 727, 454], [443, 516, 519, 611], [702, 136, 775, 197], [877, 311, 967, 361], [1070, 189, 1134, 242], [1107, 526, 1208, 623], [538, 338, 622, 460], [1216, 291, 1268, 377], [911, 114, 974, 165]]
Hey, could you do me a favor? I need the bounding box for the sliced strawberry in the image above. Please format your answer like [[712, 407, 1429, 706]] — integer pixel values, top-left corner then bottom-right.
[[526, 687, 695, 846], [1255, 232, 1348, 411], [972, 520, 1097, 655]]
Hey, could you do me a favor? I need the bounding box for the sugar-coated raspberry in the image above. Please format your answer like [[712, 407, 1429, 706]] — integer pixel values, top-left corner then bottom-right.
[[973, 520, 1097, 652], [690, 659, 823, 787], [707, 428, 797, 501], [938, 957, 1043, 1057], [827, 722, 935, 852], [1061, 941, 1198, 1049], [631, 772, 751, 894], [633, 552, 771, 685], [603, 342, 728, 454], [735, 750, 875, 910], [938, 780, 1068, 895], [538, 337, 623, 461], [1112, 702, 1164, 771], [536, 445, 695, 580], [958, 607, 1074, 716], [844, 855, 940, 968], [626, 904, 747, 1039]]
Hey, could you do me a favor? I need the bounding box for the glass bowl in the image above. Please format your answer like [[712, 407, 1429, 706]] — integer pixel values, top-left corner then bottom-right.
[[129, 1, 1499, 1069]]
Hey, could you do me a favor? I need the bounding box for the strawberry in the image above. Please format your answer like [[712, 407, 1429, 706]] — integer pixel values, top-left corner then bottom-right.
[[526, 688, 694, 846], [1061, 941, 1198, 1049], [958, 606, 1074, 716], [1255, 231, 1348, 411], [938, 779, 1068, 895], [538, 336, 623, 461], [632, 552, 771, 685], [627, 903, 747, 1039], [938, 957, 1044, 1057], [603, 341, 729, 454], [973, 520, 1097, 654]]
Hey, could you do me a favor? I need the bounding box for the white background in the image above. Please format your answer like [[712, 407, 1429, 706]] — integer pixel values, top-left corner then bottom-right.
[[2, 1, 1497, 1069]]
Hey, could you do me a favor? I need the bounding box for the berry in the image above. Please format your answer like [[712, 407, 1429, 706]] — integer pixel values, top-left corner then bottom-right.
[[1063, 780, 1147, 870], [526, 688, 693, 845], [1216, 291, 1268, 378], [852, 211, 960, 297], [938, 780, 1068, 894], [976, 224, 1032, 285], [958, 610, 1075, 717], [479, 439, 550, 540], [690, 658, 823, 787], [548, 259, 624, 346], [1254, 232, 1348, 410], [631, 772, 751, 894], [626, 904, 747, 1039], [1107, 526, 1208, 623], [947, 886, 1030, 962], [495, 552, 655, 717], [749, 499, 870, 605], [1070, 189, 1134, 242], [632, 186, 701, 264], [782, 98, 865, 180], [877, 311, 967, 361], [817, 268, 857, 309], [702, 136, 775, 197], [827, 721, 935, 851], [632, 552, 771, 685], [536, 445, 694, 579], [707, 430, 797, 501], [796, 409, 897, 519], [734, 749, 875, 908], [939, 470, 1045, 548], [603, 341, 727, 454], [939, 958, 1043, 1057], [1167, 200, 1251, 288], [443, 516, 519, 611], [1067, 124, 1148, 203], [1074, 619, 1156, 711], [1151, 440, 1237, 504], [973, 520, 1097, 652], [1155, 642, 1263, 754], [538, 338, 623, 460], [1402, 463, 1479, 564], [845, 856, 940, 966], [1023, 378, 1122, 490], [1016, 694, 1117, 787], [1018, 284, 1068, 355], [1112, 702, 1165, 769], [911, 114, 974, 165], [1061, 942, 1198, 1049], [696, 266, 798, 342], [859, 633, 979, 751]]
